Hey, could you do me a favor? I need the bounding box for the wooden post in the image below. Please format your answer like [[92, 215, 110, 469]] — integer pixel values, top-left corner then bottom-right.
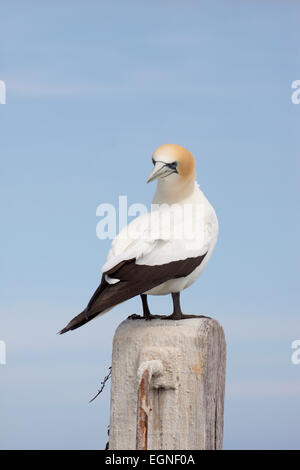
[[109, 317, 226, 450]]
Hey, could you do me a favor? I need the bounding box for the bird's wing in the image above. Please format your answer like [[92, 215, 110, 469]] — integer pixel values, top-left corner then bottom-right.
[[59, 207, 215, 334], [102, 205, 212, 271]]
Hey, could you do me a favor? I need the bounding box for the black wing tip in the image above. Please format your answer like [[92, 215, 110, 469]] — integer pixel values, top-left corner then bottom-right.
[[57, 327, 68, 335], [57, 309, 90, 335], [57, 323, 72, 335], [57, 321, 82, 335]]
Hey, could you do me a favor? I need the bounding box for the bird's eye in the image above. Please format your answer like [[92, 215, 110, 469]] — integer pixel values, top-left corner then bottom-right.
[[152, 158, 155, 165], [167, 161, 178, 170]]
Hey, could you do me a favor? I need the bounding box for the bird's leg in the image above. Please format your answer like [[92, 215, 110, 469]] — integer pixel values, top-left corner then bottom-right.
[[170, 292, 184, 319], [141, 294, 157, 320], [128, 295, 158, 320], [141, 294, 151, 318], [166, 292, 211, 320]]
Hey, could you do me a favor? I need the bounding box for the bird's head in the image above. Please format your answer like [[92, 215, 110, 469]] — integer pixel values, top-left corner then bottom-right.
[[147, 144, 196, 190]]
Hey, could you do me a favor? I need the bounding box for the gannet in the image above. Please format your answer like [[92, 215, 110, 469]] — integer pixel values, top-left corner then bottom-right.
[[59, 144, 218, 334]]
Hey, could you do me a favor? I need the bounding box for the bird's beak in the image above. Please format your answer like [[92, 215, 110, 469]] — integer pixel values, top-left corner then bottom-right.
[[147, 162, 171, 183]]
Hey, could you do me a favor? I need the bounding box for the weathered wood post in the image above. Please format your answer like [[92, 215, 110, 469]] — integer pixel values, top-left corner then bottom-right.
[[109, 317, 226, 450]]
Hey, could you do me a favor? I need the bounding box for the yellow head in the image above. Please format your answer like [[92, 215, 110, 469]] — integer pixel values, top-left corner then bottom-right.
[[147, 144, 196, 185]]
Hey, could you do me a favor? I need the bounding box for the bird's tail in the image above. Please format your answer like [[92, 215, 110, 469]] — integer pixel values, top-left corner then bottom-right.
[[58, 309, 94, 334], [58, 277, 109, 334]]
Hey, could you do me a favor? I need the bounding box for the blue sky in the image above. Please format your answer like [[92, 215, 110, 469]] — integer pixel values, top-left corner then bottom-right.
[[0, 0, 299, 449]]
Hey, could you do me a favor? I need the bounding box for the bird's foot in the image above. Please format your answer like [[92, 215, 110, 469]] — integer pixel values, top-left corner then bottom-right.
[[127, 313, 142, 320], [164, 313, 212, 321], [128, 313, 211, 321], [128, 313, 167, 321], [144, 313, 163, 321]]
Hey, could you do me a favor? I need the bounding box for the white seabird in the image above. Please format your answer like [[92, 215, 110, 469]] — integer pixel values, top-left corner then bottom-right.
[[59, 143, 218, 333]]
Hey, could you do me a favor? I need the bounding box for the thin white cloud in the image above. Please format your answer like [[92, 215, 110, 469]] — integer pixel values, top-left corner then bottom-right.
[[6, 76, 214, 99]]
